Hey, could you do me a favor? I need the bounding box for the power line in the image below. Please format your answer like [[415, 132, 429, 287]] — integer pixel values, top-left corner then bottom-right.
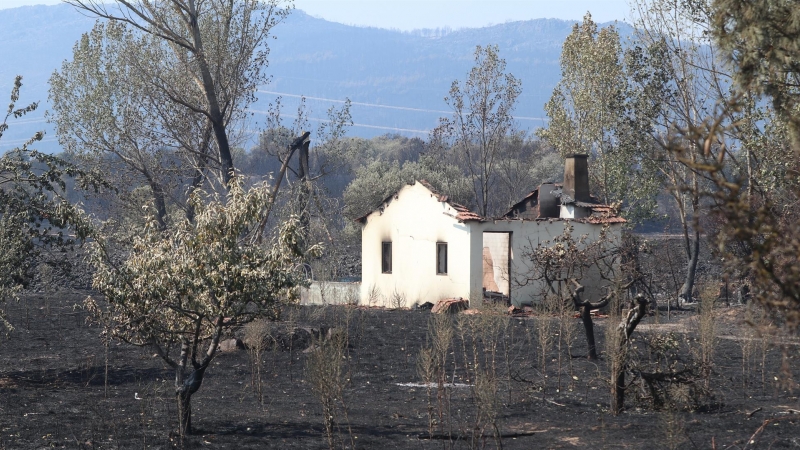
[[2, 116, 48, 125], [256, 90, 548, 121], [0, 137, 58, 149], [257, 90, 451, 114], [244, 110, 430, 134]]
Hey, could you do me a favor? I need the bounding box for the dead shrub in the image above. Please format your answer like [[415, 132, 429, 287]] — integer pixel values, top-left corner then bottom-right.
[[366, 284, 382, 307], [429, 312, 454, 435], [417, 346, 437, 437], [472, 370, 501, 449], [305, 329, 353, 449], [631, 331, 715, 412], [390, 288, 407, 310], [243, 319, 272, 404], [660, 408, 687, 450], [695, 287, 717, 387]]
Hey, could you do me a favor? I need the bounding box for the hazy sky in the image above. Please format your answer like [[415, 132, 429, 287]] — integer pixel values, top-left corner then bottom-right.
[[0, 0, 632, 29]]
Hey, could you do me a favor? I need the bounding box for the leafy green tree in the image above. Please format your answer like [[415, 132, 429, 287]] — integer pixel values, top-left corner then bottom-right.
[[1, 76, 101, 331], [712, 0, 800, 149], [50, 21, 184, 229], [342, 155, 473, 221], [87, 176, 319, 435], [432, 44, 522, 217], [538, 13, 664, 222]]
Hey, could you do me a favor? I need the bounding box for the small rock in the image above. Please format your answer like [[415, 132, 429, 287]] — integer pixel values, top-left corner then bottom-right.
[[218, 338, 244, 352], [417, 302, 435, 311]]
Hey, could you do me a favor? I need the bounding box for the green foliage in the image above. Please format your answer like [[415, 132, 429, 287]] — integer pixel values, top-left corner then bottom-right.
[[538, 13, 665, 222], [342, 155, 472, 221], [49, 21, 180, 228], [53, 0, 293, 226], [432, 45, 522, 217], [1, 76, 103, 332], [87, 176, 319, 349], [713, 0, 800, 147]]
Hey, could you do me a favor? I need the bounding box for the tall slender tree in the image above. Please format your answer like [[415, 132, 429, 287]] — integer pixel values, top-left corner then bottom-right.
[[538, 13, 665, 223], [432, 45, 522, 217]]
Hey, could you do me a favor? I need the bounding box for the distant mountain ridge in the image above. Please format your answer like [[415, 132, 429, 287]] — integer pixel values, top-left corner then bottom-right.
[[0, 4, 628, 153]]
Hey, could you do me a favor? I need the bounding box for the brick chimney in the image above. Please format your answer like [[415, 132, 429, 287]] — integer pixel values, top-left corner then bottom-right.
[[563, 154, 590, 203]]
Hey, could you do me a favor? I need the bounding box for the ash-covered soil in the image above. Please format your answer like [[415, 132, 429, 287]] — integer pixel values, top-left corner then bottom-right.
[[1, 292, 799, 449]]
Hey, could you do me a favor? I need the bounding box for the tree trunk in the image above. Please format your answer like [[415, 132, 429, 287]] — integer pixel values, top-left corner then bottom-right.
[[570, 280, 612, 361], [148, 179, 168, 231], [297, 140, 311, 251], [610, 295, 648, 415], [253, 132, 310, 244], [177, 389, 192, 436], [185, 2, 234, 187], [175, 356, 211, 435], [579, 303, 599, 360], [174, 316, 225, 436], [679, 227, 700, 302]]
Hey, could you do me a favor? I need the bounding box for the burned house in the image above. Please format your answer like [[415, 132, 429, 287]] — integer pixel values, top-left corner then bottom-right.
[[356, 154, 626, 308]]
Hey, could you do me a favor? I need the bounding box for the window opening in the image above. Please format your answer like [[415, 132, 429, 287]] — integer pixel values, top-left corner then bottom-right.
[[381, 242, 392, 273], [436, 242, 448, 275]]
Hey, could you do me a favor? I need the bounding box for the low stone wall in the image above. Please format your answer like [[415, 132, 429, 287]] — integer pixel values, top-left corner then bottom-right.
[[300, 281, 361, 306]]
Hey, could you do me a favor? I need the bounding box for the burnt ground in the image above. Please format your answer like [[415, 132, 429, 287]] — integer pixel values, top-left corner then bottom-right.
[[1, 291, 799, 449]]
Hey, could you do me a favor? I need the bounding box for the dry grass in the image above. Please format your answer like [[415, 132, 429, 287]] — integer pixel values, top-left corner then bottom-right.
[[243, 319, 272, 404], [305, 327, 352, 450], [696, 287, 718, 387]]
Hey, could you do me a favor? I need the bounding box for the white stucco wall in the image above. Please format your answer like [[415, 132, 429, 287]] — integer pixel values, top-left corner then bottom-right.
[[475, 220, 623, 307], [301, 281, 360, 306], [360, 182, 475, 307]]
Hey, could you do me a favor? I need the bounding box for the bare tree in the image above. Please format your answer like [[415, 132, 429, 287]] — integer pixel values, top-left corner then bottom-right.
[[520, 224, 641, 360]]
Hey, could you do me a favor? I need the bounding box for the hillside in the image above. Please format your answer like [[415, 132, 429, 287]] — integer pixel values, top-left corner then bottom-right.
[[0, 4, 626, 153]]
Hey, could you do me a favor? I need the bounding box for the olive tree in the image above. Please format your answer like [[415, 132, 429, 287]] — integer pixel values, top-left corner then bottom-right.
[[86, 177, 319, 435], [52, 0, 291, 215]]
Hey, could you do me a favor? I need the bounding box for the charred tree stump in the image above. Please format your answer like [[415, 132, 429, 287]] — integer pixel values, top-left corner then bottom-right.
[[570, 279, 635, 361], [610, 294, 648, 415]]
